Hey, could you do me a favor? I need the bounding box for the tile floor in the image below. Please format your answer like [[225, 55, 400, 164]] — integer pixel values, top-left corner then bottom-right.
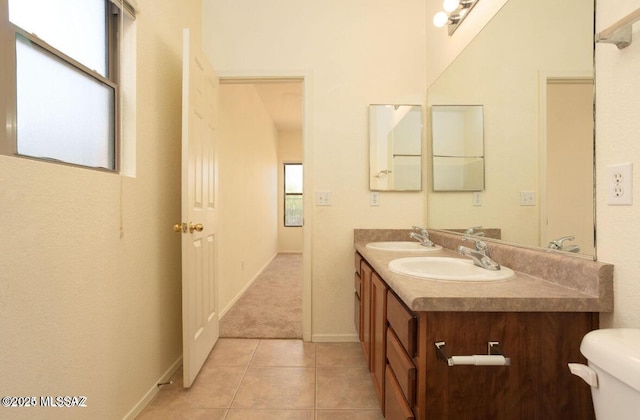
[[136, 339, 384, 420]]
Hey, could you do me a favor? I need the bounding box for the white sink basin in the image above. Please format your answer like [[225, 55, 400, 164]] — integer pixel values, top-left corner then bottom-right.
[[366, 241, 443, 252], [388, 257, 514, 282]]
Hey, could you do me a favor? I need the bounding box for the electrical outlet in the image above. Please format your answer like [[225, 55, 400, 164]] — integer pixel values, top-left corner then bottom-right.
[[370, 192, 380, 207], [608, 163, 632, 205], [472, 192, 482, 206]]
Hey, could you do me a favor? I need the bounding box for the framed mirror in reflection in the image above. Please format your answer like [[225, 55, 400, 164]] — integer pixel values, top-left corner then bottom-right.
[[426, 0, 595, 259], [369, 105, 422, 191], [432, 105, 485, 191]]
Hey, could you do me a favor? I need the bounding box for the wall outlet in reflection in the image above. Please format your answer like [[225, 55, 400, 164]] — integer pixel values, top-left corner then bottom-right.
[[520, 191, 536, 206]]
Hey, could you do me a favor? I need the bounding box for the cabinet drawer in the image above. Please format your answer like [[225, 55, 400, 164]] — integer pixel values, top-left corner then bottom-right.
[[385, 364, 415, 420], [355, 252, 363, 275], [387, 291, 417, 356], [387, 328, 416, 405], [354, 272, 362, 297]]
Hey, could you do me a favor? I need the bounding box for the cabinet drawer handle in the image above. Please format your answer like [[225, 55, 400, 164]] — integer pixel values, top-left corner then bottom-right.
[[435, 341, 510, 366]]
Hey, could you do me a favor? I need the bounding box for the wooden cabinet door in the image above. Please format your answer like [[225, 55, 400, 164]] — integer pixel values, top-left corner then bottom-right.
[[371, 272, 388, 411], [422, 311, 597, 419]]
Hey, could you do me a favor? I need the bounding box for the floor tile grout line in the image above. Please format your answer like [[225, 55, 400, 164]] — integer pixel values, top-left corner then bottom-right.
[[224, 338, 260, 416]]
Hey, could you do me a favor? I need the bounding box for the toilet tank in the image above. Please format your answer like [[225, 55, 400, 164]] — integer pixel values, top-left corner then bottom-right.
[[579, 329, 640, 420]]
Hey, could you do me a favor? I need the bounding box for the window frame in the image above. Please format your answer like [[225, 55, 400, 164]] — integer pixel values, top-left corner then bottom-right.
[[0, 0, 126, 172], [283, 162, 303, 228]]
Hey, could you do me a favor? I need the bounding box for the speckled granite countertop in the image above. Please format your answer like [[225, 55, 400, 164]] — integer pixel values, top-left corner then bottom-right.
[[355, 229, 613, 313]]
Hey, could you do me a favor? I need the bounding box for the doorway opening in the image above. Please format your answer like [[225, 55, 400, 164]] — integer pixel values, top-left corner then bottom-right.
[[216, 77, 309, 339], [539, 73, 595, 258]]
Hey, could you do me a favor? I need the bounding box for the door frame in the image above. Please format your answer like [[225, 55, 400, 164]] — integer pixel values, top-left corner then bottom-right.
[[218, 70, 312, 341]]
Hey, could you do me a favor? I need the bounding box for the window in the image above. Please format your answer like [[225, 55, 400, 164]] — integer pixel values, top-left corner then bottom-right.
[[284, 163, 303, 227], [0, 0, 135, 171]]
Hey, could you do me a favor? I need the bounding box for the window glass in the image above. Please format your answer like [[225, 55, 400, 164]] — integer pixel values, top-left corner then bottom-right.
[[9, 0, 107, 75], [16, 36, 115, 169], [284, 164, 303, 227], [285, 164, 303, 193]]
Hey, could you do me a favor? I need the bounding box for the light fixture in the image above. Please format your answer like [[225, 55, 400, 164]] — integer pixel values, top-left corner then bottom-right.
[[433, 0, 479, 36]]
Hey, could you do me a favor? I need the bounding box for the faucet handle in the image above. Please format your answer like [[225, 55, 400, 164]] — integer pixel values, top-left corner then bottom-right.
[[465, 225, 483, 235], [412, 225, 429, 236], [548, 236, 575, 249], [462, 236, 489, 254]]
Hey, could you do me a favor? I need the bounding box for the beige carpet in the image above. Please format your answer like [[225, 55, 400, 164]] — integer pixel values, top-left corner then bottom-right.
[[219, 253, 303, 338]]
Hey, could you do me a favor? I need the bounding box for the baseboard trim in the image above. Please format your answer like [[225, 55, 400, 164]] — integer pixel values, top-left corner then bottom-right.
[[122, 355, 182, 420], [219, 253, 278, 319], [312, 333, 359, 343]]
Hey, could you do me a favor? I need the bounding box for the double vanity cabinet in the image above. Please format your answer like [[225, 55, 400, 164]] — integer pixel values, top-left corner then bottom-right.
[[353, 229, 614, 420]]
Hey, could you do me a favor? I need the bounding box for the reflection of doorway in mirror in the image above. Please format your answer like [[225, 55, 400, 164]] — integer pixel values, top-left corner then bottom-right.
[[543, 76, 594, 256]]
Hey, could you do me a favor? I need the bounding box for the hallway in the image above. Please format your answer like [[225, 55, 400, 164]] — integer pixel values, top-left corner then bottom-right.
[[220, 253, 303, 339], [136, 339, 383, 419]]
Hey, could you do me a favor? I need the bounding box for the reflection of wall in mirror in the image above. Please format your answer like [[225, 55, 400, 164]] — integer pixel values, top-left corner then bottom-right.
[[433, 157, 484, 191], [370, 105, 422, 191], [369, 106, 390, 190], [392, 110, 421, 190]]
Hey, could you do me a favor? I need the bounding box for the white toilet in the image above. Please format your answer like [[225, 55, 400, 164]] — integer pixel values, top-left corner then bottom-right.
[[568, 328, 640, 420]]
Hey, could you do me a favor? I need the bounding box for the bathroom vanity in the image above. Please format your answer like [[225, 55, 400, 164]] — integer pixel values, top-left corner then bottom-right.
[[354, 229, 613, 420]]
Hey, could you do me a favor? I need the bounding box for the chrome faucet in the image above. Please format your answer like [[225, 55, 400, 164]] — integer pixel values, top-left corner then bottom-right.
[[410, 226, 434, 247], [464, 226, 485, 237], [457, 236, 501, 271], [548, 236, 580, 253]]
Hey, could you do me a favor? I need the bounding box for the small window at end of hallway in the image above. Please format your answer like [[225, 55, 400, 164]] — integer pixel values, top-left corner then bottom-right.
[[284, 163, 303, 227]]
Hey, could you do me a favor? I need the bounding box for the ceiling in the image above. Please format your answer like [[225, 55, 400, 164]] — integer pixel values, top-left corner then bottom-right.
[[252, 82, 303, 132]]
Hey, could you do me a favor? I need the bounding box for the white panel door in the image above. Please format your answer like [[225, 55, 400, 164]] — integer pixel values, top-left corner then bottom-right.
[[179, 28, 219, 388]]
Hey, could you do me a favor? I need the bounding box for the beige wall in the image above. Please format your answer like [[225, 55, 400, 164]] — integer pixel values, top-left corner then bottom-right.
[[217, 83, 280, 315], [0, 0, 201, 418], [596, 1, 640, 328], [203, 0, 427, 340], [278, 130, 304, 253]]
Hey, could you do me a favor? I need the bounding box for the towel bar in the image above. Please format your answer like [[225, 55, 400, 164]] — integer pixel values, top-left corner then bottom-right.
[[596, 7, 640, 49], [435, 341, 510, 366]]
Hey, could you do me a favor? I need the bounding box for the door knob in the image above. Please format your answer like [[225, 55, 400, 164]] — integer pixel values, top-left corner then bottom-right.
[[173, 223, 187, 233], [189, 223, 204, 233]]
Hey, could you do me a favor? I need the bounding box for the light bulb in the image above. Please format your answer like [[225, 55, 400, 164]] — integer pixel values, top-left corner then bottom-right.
[[433, 11, 449, 28], [443, 0, 460, 13]]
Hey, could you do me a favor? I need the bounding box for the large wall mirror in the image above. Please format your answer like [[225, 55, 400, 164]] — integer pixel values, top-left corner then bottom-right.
[[426, 0, 595, 259], [369, 104, 422, 191]]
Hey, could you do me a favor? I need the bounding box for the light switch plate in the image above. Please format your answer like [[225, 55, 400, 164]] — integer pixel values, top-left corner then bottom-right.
[[316, 191, 332, 206]]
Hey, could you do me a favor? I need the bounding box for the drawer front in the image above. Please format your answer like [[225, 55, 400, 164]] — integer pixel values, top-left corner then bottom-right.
[[387, 291, 417, 356], [387, 328, 416, 405], [355, 252, 363, 275], [354, 292, 361, 338], [354, 272, 362, 297], [385, 364, 415, 420]]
